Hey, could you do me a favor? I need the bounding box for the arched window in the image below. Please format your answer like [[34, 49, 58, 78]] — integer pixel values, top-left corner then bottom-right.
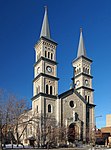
[[86, 68, 88, 74], [46, 85, 48, 94], [85, 95, 87, 101], [37, 105, 38, 113], [85, 68, 87, 73], [51, 53, 53, 60], [48, 104, 51, 113], [50, 86, 52, 95], [48, 52, 50, 58], [83, 67, 85, 72], [87, 69, 89, 74], [69, 101, 74, 108], [88, 96, 90, 103]]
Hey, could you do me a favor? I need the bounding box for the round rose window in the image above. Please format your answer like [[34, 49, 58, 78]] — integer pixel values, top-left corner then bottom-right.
[[70, 101, 74, 108]]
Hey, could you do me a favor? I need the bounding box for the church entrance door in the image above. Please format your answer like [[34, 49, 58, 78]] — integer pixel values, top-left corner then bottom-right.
[[68, 123, 79, 143]]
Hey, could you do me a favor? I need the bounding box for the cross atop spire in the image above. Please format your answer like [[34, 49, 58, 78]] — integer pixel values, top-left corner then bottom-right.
[[77, 28, 86, 58], [40, 6, 51, 39]]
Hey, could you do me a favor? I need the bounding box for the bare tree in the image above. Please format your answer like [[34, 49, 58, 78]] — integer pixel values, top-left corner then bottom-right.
[[0, 89, 29, 148]]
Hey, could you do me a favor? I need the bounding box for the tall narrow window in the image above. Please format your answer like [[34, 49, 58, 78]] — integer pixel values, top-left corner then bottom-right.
[[50, 86, 52, 95], [88, 96, 90, 103], [46, 85, 48, 94], [85, 95, 87, 101], [48, 104, 51, 113], [37, 105, 38, 113], [87, 69, 89, 74], [48, 52, 50, 58], [51, 53, 53, 60], [45, 51, 47, 57], [83, 67, 85, 72]]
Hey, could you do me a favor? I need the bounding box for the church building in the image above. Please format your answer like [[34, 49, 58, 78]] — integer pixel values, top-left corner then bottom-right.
[[20, 7, 95, 146]]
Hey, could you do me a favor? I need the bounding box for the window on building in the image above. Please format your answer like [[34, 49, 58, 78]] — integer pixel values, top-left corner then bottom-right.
[[46, 85, 48, 94], [83, 67, 85, 72], [48, 52, 50, 58], [85, 68, 87, 73], [86, 68, 88, 74], [48, 104, 51, 113], [88, 96, 90, 103], [87, 69, 89, 74], [85, 95, 87, 101], [45, 51, 47, 57], [37, 105, 38, 113], [70, 101, 74, 108], [50, 86, 52, 95], [51, 53, 53, 60]]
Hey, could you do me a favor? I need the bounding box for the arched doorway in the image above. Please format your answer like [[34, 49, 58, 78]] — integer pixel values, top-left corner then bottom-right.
[[68, 123, 79, 143]]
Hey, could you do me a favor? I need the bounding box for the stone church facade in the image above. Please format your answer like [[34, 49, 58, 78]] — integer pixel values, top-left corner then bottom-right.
[[19, 7, 95, 146]]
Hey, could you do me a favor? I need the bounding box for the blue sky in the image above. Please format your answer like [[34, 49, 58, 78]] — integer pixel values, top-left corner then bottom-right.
[[0, 0, 111, 128]]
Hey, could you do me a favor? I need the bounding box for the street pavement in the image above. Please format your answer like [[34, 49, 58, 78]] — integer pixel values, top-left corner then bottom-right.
[[4, 148, 111, 150]]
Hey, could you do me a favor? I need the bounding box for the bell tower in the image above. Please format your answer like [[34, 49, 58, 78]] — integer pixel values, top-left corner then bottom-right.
[[72, 28, 94, 104], [32, 7, 58, 117], [72, 28, 95, 141]]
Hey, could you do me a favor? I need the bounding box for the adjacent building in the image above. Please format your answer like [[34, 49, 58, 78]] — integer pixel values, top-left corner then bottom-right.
[[106, 114, 111, 127]]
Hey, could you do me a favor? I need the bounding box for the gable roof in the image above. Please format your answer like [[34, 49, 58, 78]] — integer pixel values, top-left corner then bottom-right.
[[58, 88, 87, 104]]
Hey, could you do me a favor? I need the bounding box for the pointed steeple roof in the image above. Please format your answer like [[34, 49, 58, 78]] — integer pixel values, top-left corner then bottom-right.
[[77, 28, 86, 58], [40, 6, 51, 39]]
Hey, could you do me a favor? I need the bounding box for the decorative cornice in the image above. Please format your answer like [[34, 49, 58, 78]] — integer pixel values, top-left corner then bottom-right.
[[73, 55, 92, 63], [31, 92, 57, 101], [75, 72, 93, 79], [33, 73, 59, 82], [40, 36, 58, 45], [34, 56, 58, 67], [87, 103, 96, 107], [76, 86, 94, 91]]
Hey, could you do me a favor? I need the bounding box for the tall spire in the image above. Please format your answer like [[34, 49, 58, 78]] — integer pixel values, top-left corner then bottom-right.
[[77, 28, 86, 58], [40, 6, 51, 39]]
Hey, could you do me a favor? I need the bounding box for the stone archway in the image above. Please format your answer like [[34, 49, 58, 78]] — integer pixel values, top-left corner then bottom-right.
[[68, 123, 79, 143]]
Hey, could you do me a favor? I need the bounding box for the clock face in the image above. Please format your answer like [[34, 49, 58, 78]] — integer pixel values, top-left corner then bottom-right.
[[46, 66, 52, 73], [37, 67, 40, 74]]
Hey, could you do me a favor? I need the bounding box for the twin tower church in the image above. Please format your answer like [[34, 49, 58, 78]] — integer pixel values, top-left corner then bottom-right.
[[21, 7, 95, 145]]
